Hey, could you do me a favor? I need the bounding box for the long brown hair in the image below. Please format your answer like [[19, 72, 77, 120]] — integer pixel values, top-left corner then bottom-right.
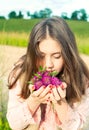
[[8, 17, 89, 102]]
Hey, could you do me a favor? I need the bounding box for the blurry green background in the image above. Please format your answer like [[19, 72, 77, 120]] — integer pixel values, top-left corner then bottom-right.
[[0, 19, 89, 54]]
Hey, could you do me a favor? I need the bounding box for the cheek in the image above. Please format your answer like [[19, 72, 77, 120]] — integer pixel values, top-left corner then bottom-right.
[[55, 59, 64, 71]]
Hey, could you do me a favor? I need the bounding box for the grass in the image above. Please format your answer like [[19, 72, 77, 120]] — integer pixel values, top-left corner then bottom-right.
[[0, 19, 89, 54], [0, 80, 11, 130], [68, 20, 89, 37], [0, 31, 28, 47], [0, 19, 41, 33], [76, 35, 89, 54], [0, 19, 89, 35]]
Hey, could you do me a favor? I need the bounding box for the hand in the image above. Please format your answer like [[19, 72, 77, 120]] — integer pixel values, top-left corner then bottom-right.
[[29, 84, 51, 104], [50, 82, 67, 104], [27, 85, 51, 114]]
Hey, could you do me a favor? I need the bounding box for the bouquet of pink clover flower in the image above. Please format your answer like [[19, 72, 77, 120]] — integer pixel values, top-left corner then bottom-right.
[[29, 66, 62, 90]]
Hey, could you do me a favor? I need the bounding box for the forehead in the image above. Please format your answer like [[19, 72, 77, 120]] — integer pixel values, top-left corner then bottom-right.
[[39, 37, 61, 53]]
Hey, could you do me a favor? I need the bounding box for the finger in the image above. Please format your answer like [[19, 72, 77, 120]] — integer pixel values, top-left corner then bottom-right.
[[41, 93, 51, 103], [29, 84, 35, 93], [39, 85, 51, 98], [50, 93, 58, 104], [57, 86, 66, 98], [32, 86, 45, 97], [60, 82, 67, 89], [52, 86, 61, 101]]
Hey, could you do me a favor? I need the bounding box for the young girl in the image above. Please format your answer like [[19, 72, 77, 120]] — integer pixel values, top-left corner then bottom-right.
[[7, 17, 89, 130]]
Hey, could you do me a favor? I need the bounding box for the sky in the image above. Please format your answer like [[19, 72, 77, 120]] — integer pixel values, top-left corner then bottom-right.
[[0, 0, 89, 18]]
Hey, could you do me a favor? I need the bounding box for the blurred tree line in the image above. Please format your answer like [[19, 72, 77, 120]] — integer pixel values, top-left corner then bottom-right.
[[0, 8, 88, 21]]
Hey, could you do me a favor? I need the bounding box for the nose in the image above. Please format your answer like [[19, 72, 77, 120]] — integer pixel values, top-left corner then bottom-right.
[[45, 57, 54, 71]]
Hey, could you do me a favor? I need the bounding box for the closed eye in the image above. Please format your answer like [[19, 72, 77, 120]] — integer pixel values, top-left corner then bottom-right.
[[53, 53, 61, 59]]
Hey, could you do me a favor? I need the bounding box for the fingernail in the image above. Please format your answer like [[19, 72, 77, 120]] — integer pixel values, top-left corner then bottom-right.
[[61, 84, 64, 89], [49, 85, 53, 89], [52, 85, 56, 88], [32, 85, 35, 90], [42, 85, 45, 88]]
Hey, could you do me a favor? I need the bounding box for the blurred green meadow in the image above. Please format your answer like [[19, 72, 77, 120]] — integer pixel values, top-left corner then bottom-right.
[[0, 19, 89, 54], [0, 18, 89, 130]]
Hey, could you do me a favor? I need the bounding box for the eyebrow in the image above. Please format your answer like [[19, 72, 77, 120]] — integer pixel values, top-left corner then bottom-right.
[[40, 51, 61, 55], [52, 52, 61, 55], [40, 51, 61, 54]]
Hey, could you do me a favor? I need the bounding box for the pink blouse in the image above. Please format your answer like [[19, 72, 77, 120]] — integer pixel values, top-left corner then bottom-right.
[[7, 80, 89, 130]]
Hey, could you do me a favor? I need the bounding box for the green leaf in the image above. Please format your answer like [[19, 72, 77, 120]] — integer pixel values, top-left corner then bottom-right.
[[34, 73, 41, 79], [50, 71, 57, 76], [39, 66, 46, 72], [39, 66, 43, 71], [28, 81, 33, 84]]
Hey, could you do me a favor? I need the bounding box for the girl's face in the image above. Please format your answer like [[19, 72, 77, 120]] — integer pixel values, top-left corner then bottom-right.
[[38, 37, 64, 74]]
